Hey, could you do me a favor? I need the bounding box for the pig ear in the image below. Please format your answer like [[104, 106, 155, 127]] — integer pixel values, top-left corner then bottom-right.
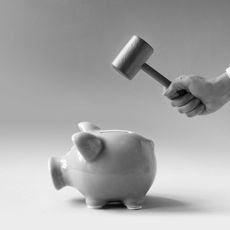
[[78, 122, 100, 132], [71, 132, 103, 161]]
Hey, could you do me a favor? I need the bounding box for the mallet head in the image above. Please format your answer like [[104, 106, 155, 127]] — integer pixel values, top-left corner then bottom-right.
[[112, 35, 153, 80]]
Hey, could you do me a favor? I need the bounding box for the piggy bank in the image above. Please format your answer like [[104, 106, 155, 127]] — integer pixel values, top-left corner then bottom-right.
[[49, 122, 156, 210]]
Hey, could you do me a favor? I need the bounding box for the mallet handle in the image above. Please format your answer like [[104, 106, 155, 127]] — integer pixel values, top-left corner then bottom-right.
[[141, 63, 187, 97], [142, 63, 171, 87]]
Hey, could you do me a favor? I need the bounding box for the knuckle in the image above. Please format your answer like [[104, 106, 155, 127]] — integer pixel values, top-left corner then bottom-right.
[[177, 75, 184, 80], [178, 75, 187, 80]]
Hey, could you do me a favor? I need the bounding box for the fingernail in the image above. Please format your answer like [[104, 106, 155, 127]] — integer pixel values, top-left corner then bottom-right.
[[170, 93, 179, 100], [163, 91, 168, 96]]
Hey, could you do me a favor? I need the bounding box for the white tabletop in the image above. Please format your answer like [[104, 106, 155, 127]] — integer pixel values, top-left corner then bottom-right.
[[1, 135, 230, 230]]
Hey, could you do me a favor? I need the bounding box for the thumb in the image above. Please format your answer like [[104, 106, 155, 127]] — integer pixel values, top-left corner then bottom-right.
[[163, 75, 189, 99]]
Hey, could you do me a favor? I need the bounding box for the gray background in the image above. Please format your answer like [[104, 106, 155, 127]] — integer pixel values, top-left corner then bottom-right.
[[1, 0, 230, 229]]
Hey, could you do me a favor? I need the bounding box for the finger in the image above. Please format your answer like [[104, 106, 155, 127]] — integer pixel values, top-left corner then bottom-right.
[[185, 103, 205, 118], [171, 93, 194, 107], [178, 98, 201, 114]]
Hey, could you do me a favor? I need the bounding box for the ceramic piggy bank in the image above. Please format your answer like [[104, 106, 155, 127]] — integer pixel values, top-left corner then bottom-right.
[[49, 122, 156, 210]]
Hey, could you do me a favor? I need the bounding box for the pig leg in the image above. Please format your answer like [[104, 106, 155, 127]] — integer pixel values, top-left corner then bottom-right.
[[85, 197, 107, 209], [123, 197, 145, 210]]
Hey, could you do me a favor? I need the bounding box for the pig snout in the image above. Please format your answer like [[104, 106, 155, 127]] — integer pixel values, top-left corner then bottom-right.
[[49, 157, 68, 190]]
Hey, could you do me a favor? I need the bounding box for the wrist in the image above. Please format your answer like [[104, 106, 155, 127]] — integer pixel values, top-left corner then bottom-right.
[[212, 72, 230, 103]]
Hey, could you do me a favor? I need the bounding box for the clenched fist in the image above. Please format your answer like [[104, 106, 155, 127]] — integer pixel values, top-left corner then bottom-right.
[[164, 73, 230, 117]]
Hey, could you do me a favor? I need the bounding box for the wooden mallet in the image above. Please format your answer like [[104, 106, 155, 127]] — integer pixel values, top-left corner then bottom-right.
[[112, 35, 187, 96]]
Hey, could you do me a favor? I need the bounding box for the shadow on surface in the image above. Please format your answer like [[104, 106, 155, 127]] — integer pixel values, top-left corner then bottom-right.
[[68, 195, 208, 213], [143, 195, 204, 213]]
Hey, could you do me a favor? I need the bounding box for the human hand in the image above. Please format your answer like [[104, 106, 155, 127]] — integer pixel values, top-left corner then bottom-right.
[[164, 73, 230, 117]]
